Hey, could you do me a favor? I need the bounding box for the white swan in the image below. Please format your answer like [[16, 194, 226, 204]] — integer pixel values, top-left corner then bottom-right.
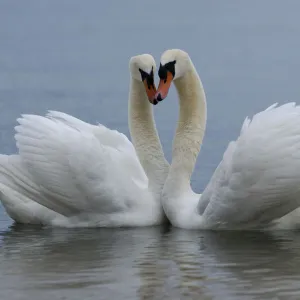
[[155, 49, 300, 230], [0, 54, 169, 227]]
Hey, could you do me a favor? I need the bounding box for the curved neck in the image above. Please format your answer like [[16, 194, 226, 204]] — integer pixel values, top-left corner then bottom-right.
[[128, 78, 169, 196], [164, 62, 207, 194]]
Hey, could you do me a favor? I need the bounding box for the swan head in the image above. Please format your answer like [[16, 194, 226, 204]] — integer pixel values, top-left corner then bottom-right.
[[155, 49, 191, 102], [129, 54, 158, 104]]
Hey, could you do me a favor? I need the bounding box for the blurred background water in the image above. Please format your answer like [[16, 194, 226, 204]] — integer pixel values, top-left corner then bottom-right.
[[0, 0, 300, 299]]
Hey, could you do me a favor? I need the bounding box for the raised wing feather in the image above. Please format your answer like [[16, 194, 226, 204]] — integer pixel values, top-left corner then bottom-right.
[[46, 111, 135, 152], [200, 103, 300, 228], [14, 114, 147, 217], [46, 111, 147, 184], [0, 154, 63, 224]]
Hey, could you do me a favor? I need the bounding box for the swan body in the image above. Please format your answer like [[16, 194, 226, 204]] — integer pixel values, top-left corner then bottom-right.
[[0, 54, 169, 227], [156, 49, 300, 230]]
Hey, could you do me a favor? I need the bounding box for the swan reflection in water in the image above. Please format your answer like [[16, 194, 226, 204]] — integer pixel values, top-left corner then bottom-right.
[[0, 225, 300, 300]]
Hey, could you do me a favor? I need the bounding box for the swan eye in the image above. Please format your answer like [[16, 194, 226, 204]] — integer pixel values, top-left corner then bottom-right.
[[139, 68, 149, 81], [158, 64, 168, 80], [158, 60, 176, 80], [139, 67, 155, 90], [147, 67, 154, 88]]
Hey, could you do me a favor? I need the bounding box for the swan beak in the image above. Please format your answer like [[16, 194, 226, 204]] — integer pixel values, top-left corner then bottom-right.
[[142, 80, 157, 105], [155, 71, 173, 102]]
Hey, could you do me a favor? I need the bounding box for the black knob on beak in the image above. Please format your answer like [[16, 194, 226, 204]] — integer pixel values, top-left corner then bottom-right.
[[156, 93, 163, 102]]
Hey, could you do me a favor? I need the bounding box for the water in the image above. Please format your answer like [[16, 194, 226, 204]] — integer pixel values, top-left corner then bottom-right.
[[1, 226, 300, 300], [1, 0, 300, 299]]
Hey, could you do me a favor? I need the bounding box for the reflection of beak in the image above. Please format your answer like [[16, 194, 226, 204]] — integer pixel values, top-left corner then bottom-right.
[[155, 71, 173, 102], [143, 80, 157, 105]]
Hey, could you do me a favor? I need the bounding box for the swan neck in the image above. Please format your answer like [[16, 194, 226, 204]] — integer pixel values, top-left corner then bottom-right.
[[167, 63, 207, 189], [128, 78, 169, 196]]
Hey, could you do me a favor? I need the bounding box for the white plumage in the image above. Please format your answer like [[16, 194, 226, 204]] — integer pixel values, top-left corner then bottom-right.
[[200, 103, 300, 229], [0, 54, 169, 227], [158, 49, 300, 230]]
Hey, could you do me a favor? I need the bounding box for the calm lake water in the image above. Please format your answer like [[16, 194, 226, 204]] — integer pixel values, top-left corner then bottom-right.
[[1, 1, 300, 299]]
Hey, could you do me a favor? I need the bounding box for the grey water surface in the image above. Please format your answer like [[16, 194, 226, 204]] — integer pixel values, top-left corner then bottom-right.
[[0, 1, 300, 299]]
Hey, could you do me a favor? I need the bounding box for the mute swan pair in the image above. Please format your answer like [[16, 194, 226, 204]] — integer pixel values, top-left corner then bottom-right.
[[0, 54, 169, 227], [1, 50, 300, 230]]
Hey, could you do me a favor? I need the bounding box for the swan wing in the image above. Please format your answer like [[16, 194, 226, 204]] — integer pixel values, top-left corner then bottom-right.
[[46, 111, 147, 184], [0, 155, 63, 224], [46, 111, 137, 154], [200, 103, 300, 228], [14, 114, 148, 217]]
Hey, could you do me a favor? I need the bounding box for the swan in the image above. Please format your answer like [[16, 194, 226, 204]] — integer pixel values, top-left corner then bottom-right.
[[154, 49, 300, 230], [0, 54, 169, 227]]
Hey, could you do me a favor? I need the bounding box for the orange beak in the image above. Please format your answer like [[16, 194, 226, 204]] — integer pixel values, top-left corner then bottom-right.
[[143, 80, 157, 105], [155, 71, 173, 102]]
